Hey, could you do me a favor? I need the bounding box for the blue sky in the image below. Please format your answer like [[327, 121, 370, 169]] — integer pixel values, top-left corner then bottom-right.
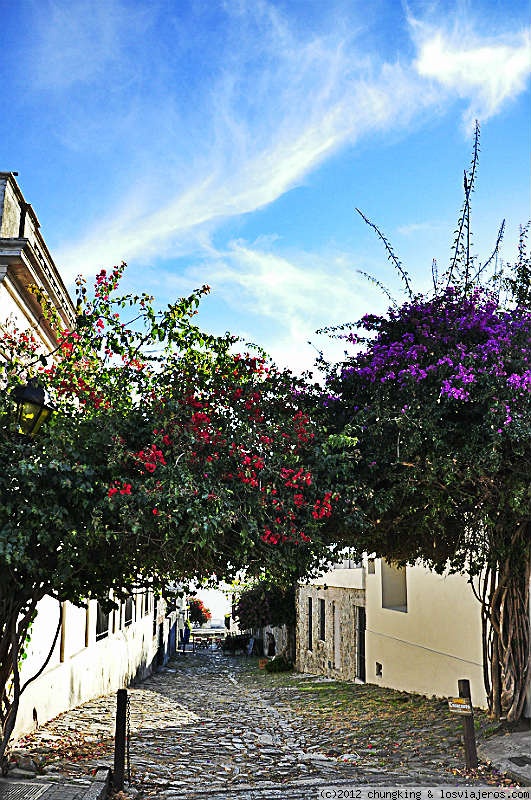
[[2, 0, 530, 372]]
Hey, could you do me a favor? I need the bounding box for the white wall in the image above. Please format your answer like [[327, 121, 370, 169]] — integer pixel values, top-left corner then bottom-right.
[[14, 593, 171, 737], [304, 566, 365, 590]]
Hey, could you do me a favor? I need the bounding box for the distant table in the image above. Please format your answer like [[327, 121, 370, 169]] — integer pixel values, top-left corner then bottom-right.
[[191, 630, 226, 652]]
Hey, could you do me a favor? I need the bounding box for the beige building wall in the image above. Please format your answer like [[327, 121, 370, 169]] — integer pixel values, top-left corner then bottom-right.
[[365, 558, 487, 708]]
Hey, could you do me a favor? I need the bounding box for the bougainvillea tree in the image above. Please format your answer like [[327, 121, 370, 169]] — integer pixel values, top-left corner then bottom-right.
[[0, 264, 335, 758], [319, 134, 530, 721], [188, 598, 212, 626]]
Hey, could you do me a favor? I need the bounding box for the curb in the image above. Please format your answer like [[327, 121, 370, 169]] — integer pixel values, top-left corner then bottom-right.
[[0, 772, 111, 800], [80, 768, 112, 800], [477, 731, 531, 787]]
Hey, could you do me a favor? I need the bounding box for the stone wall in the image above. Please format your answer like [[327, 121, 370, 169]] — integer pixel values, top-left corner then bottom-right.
[[296, 584, 365, 680], [0, 173, 22, 237]]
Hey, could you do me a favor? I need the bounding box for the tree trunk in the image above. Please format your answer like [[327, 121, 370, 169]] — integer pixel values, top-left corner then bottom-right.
[[484, 526, 530, 722], [0, 593, 41, 762]]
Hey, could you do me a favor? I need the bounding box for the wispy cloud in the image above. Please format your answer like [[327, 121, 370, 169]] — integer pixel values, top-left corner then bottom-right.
[[32, 0, 529, 283], [396, 220, 449, 237], [29, 0, 152, 91], [53, 51, 426, 274], [157, 238, 391, 373], [410, 16, 531, 127]]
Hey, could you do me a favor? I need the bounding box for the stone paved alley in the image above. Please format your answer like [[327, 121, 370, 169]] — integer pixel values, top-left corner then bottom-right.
[[15, 650, 516, 800]]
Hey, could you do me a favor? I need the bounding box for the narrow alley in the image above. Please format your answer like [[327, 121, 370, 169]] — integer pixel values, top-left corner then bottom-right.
[[15, 650, 513, 800]]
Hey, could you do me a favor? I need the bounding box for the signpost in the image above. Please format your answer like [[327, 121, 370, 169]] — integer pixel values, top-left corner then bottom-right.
[[448, 679, 478, 770]]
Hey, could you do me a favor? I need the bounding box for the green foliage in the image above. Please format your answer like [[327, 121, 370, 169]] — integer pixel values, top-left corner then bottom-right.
[[233, 581, 296, 631], [1, 265, 334, 602], [0, 263, 335, 755]]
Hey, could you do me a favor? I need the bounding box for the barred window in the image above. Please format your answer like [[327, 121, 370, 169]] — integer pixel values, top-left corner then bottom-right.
[[319, 598, 326, 641], [96, 603, 109, 641], [124, 597, 133, 626]]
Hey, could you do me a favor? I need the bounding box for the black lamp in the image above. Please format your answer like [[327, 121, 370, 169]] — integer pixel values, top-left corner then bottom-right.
[[11, 378, 55, 437]]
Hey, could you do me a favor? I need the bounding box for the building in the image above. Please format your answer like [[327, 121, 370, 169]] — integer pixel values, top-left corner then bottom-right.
[[0, 172, 75, 349], [15, 594, 181, 737], [296, 555, 366, 680], [364, 557, 487, 707], [1, 172, 184, 738], [296, 552, 488, 708]]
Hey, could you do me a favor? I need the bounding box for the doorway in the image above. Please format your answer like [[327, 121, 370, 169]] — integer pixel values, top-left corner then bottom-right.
[[356, 606, 366, 681]]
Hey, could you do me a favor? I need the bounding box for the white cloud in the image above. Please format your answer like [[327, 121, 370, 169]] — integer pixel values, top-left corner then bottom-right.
[[411, 19, 531, 126], [396, 220, 449, 236], [157, 239, 391, 374], [54, 63, 425, 278], [30, 0, 151, 91]]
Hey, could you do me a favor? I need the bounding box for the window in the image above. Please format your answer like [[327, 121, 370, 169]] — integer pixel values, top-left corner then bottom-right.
[[59, 602, 66, 662], [96, 603, 110, 641], [333, 602, 341, 669], [307, 597, 313, 651], [85, 605, 90, 647], [381, 561, 408, 611], [334, 557, 362, 569], [153, 598, 158, 636], [124, 597, 133, 627], [144, 592, 150, 616], [319, 598, 326, 641]]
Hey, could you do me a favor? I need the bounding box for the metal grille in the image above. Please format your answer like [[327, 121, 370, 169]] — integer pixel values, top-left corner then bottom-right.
[[509, 756, 531, 767], [0, 783, 49, 800]]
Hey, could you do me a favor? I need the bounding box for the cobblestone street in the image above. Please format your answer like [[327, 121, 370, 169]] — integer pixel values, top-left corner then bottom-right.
[[16, 650, 514, 800]]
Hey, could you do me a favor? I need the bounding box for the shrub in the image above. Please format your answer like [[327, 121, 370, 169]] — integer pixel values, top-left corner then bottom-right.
[[264, 654, 293, 672]]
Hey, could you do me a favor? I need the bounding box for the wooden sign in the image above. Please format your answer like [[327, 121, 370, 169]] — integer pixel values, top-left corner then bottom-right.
[[448, 697, 473, 715]]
